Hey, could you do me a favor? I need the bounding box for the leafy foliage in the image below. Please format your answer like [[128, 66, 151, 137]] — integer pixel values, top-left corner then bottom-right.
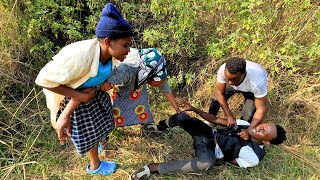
[[23, 0, 105, 60], [144, 0, 320, 75]]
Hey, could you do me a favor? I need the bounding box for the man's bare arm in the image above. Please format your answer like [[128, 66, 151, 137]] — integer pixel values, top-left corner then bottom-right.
[[216, 81, 236, 126], [192, 107, 228, 126], [239, 96, 268, 140], [249, 96, 268, 129]]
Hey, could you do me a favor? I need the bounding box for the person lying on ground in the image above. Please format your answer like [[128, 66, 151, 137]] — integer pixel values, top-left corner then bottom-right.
[[130, 101, 286, 179]]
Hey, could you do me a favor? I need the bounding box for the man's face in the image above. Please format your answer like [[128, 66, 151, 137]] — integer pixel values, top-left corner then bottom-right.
[[224, 69, 244, 86], [249, 123, 277, 142], [108, 36, 132, 61]]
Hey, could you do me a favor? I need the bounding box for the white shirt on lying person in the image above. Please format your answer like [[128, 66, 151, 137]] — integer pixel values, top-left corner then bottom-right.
[[214, 120, 262, 168]]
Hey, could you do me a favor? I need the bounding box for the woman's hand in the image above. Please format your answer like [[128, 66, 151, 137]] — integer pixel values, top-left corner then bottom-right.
[[100, 81, 114, 91], [79, 88, 96, 103], [177, 98, 194, 111], [55, 98, 82, 144], [55, 111, 72, 144]]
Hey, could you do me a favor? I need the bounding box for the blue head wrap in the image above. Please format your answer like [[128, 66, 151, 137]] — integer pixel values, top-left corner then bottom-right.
[[96, 3, 133, 38]]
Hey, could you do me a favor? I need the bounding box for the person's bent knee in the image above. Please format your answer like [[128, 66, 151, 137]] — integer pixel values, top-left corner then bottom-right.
[[241, 105, 255, 122], [171, 112, 191, 122], [197, 156, 215, 171], [209, 97, 219, 115], [167, 112, 195, 128], [241, 111, 254, 122]]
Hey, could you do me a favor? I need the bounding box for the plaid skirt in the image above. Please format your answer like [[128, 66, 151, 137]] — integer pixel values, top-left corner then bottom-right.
[[59, 91, 115, 155]]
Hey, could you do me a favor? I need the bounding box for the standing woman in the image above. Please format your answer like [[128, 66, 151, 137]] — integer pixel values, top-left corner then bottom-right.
[[35, 3, 133, 176]]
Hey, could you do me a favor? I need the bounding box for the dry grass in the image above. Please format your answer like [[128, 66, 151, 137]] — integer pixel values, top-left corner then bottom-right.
[[1, 74, 319, 179], [0, 7, 18, 81]]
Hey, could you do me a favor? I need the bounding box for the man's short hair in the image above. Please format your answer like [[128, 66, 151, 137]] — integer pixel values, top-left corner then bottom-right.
[[270, 124, 287, 145], [225, 57, 246, 74]]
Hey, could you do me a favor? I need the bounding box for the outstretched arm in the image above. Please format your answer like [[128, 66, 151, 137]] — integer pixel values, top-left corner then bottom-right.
[[192, 106, 228, 126], [159, 80, 181, 112], [177, 99, 228, 126], [165, 92, 181, 113]]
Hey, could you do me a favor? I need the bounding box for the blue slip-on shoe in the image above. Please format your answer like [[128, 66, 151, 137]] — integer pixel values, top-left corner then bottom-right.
[[87, 161, 117, 176]]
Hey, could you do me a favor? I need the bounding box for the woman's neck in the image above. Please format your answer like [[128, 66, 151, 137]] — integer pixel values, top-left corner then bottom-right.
[[100, 57, 111, 65], [99, 47, 112, 65]]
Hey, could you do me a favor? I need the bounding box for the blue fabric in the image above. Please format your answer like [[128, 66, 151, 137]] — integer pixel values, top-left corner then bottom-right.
[[79, 60, 112, 89], [112, 84, 154, 127], [96, 3, 133, 38]]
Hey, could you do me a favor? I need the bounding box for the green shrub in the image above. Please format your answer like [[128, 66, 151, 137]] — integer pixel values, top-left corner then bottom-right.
[[24, 0, 105, 61]]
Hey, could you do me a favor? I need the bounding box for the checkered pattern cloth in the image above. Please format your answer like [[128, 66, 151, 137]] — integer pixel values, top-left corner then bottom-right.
[[59, 91, 115, 155]]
